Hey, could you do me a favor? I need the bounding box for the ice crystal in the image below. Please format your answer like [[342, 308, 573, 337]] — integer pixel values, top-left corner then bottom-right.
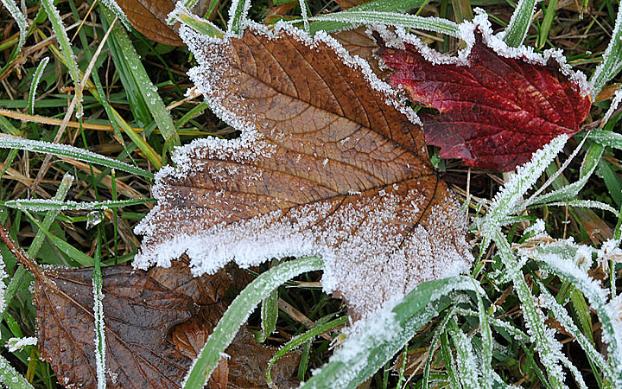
[[5, 337, 37, 353]]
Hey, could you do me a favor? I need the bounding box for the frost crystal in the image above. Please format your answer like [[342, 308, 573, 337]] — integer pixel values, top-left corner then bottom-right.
[[0, 253, 6, 313], [5, 337, 37, 353], [597, 239, 622, 273]]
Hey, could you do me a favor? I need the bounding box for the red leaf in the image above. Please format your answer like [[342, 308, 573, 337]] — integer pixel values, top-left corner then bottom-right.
[[379, 31, 591, 171]]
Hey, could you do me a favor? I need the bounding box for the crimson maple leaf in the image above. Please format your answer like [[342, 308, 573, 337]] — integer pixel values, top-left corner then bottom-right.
[[378, 22, 592, 171]]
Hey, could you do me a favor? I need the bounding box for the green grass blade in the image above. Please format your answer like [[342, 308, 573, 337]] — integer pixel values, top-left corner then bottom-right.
[[0, 0, 28, 52], [93, 238, 106, 389], [24, 211, 94, 266], [448, 319, 480, 388], [503, 0, 538, 47], [0, 354, 34, 389], [175, 10, 224, 37], [0, 136, 153, 179], [422, 308, 456, 388], [478, 135, 567, 252], [302, 276, 483, 389], [306, 12, 459, 37], [2, 198, 154, 212], [40, 0, 83, 117], [182, 256, 324, 389], [538, 285, 612, 381], [257, 288, 278, 343], [100, 0, 130, 29], [477, 289, 493, 388], [308, 0, 426, 34], [27, 57, 50, 115], [1, 174, 74, 323], [101, 8, 180, 150], [227, 0, 252, 35], [527, 143, 603, 206], [493, 229, 565, 388], [591, 3, 622, 96], [537, 0, 558, 49], [585, 129, 622, 150], [265, 316, 348, 385], [533, 252, 622, 385]]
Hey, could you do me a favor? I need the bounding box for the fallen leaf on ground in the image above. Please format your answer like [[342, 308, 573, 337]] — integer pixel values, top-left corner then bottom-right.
[[35, 262, 298, 388], [135, 23, 473, 317], [378, 16, 591, 171]]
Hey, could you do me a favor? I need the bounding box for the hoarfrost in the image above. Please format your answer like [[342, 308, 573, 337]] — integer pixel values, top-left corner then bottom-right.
[[0, 253, 6, 313], [99, 0, 130, 29], [92, 271, 106, 389], [603, 86, 622, 125], [524, 219, 546, 237], [480, 135, 568, 235], [0, 0, 28, 51], [5, 337, 37, 353], [597, 239, 622, 272]]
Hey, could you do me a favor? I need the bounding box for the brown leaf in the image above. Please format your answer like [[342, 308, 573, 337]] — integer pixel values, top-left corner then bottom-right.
[[35, 262, 297, 388], [135, 25, 473, 317], [172, 321, 300, 389], [116, 0, 182, 46]]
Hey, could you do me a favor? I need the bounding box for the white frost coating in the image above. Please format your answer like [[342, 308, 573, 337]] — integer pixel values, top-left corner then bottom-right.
[[574, 244, 594, 272], [0, 253, 6, 313], [605, 294, 622, 361], [597, 239, 622, 273], [136, 189, 472, 314], [603, 86, 622, 125], [384, 9, 591, 96], [226, 0, 252, 34], [482, 135, 568, 234], [5, 337, 37, 353], [0, 0, 27, 50], [524, 219, 546, 237], [100, 0, 131, 29], [92, 273, 106, 389], [306, 277, 482, 387]]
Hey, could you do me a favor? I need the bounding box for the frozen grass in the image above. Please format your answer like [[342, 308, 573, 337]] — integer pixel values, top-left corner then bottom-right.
[[0, 0, 621, 388]]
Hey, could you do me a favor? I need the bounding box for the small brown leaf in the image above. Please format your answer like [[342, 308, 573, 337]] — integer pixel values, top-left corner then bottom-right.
[[116, 0, 182, 46], [34, 262, 297, 388], [172, 321, 300, 389], [136, 25, 474, 316]]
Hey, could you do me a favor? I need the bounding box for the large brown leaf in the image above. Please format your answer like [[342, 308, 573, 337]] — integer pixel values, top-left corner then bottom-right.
[[35, 262, 298, 388], [116, 0, 182, 46], [136, 24, 473, 316]]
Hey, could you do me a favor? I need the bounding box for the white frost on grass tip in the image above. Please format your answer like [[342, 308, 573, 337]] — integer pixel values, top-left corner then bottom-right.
[[5, 337, 37, 353], [0, 253, 6, 313]]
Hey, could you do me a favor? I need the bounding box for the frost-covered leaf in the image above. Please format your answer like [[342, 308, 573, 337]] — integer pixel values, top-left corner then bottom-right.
[[34, 262, 295, 388], [135, 23, 474, 316], [378, 15, 591, 172]]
